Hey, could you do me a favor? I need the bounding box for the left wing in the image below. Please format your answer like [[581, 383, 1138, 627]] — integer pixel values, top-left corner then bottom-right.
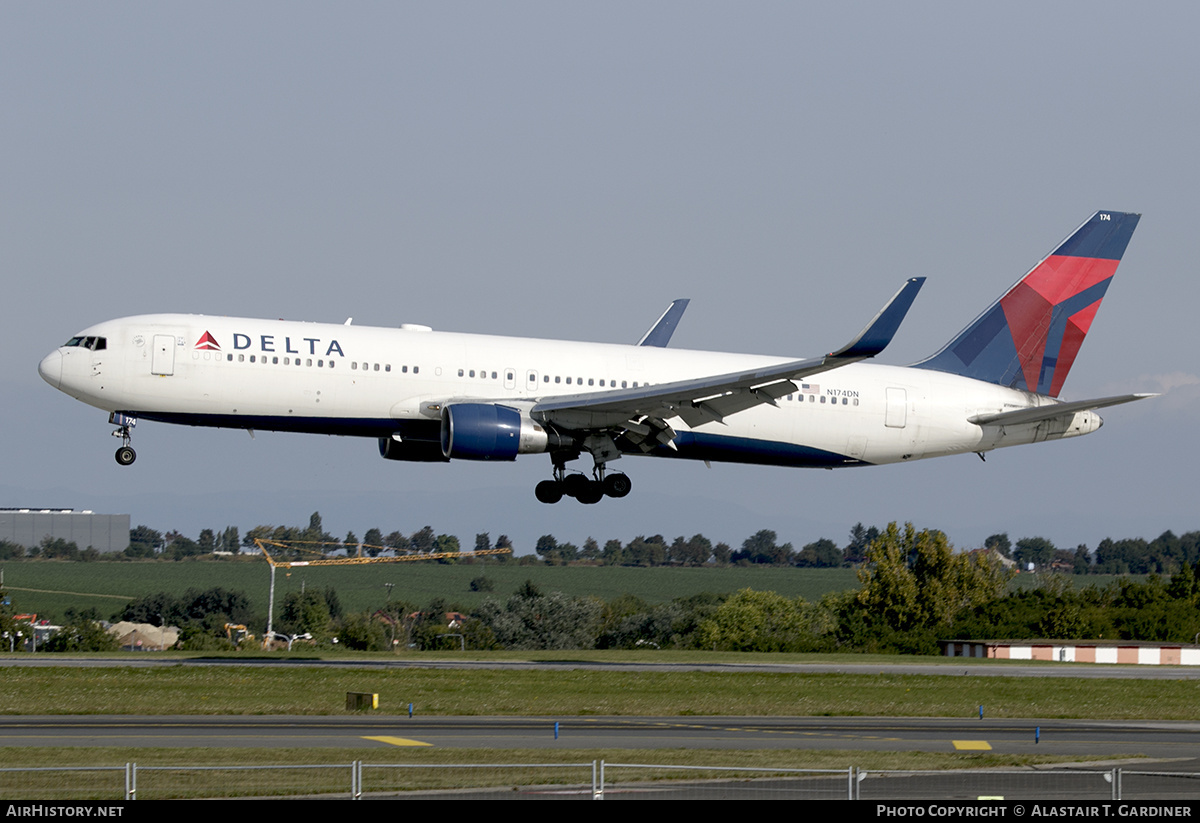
[[532, 278, 924, 447]]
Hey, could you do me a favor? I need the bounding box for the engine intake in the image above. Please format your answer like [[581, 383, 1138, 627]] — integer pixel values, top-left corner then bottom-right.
[[441, 403, 561, 460]]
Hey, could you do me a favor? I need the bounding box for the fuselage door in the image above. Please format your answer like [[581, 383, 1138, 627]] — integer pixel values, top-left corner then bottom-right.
[[151, 335, 176, 376], [885, 387, 907, 428]]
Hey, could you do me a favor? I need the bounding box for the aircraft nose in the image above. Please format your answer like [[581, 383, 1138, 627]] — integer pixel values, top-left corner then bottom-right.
[[38, 350, 62, 388]]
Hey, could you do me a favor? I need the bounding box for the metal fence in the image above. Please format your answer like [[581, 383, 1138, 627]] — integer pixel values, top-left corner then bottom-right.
[[0, 763, 1194, 800]]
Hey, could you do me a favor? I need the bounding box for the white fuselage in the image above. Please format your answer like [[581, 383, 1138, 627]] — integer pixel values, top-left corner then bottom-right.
[[38, 313, 1102, 469]]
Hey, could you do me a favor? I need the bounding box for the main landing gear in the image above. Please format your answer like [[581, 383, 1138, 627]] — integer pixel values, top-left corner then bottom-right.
[[111, 414, 136, 466], [535, 453, 631, 505]]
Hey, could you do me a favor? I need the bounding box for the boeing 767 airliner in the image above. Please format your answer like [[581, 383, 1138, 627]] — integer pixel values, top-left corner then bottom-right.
[[39, 211, 1152, 504]]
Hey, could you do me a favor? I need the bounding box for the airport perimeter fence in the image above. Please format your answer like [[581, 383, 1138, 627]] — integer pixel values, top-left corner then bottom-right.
[[0, 763, 1195, 800]]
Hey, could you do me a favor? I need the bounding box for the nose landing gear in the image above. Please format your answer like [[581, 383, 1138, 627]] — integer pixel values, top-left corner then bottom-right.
[[110, 412, 137, 466]]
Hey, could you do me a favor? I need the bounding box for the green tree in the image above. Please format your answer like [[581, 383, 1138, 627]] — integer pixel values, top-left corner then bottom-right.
[[475, 590, 603, 650], [734, 530, 793, 565], [280, 589, 332, 638], [984, 533, 1012, 559], [796, 538, 841, 567], [43, 607, 119, 652], [697, 589, 827, 652], [127, 525, 162, 557], [410, 526, 435, 554], [434, 534, 460, 564], [1014, 537, 1056, 570], [851, 523, 1013, 653]]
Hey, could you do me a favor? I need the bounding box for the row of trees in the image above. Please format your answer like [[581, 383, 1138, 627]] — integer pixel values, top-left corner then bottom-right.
[[5, 511, 1200, 576], [35, 522, 1193, 656]]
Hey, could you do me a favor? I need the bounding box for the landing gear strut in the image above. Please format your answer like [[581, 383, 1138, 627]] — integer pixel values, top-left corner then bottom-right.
[[534, 452, 631, 504], [110, 413, 137, 466]]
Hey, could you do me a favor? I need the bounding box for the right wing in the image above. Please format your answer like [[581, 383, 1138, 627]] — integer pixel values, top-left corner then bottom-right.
[[532, 278, 925, 445]]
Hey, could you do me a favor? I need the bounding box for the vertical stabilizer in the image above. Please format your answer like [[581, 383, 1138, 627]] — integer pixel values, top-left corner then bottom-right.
[[913, 211, 1140, 396]]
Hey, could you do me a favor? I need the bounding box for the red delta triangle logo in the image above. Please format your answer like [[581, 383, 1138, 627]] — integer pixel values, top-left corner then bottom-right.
[[195, 331, 221, 351]]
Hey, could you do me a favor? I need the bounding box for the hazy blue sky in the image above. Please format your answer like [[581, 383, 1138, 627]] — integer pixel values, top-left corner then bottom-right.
[[5, 3, 1197, 555]]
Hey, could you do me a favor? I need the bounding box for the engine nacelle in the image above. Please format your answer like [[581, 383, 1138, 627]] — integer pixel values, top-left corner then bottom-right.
[[378, 435, 450, 462], [440, 403, 557, 461]]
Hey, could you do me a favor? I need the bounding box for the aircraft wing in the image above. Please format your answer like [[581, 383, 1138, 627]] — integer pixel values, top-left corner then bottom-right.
[[968, 393, 1156, 426], [532, 278, 925, 442], [637, 299, 690, 347]]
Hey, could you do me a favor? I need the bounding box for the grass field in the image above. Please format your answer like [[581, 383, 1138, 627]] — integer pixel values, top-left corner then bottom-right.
[[2, 660, 1197, 720], [1, 560, 861, 621], [2, 558, 1150, 624]]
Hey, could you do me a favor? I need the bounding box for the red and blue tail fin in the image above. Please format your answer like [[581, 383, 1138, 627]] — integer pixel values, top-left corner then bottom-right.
[[913, 211, 1140, 396]]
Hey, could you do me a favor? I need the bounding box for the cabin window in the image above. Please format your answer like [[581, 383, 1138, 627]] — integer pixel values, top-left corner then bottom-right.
[[384, 364, 389, 372], [402, 365, 408, 373], [413, 366, 419, 374], [566, 377, 572, 384], [373, 363, 379, 371], [555, 376, 561, 383]]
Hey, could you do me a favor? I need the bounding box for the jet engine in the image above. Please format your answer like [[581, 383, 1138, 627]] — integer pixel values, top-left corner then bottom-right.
[[378, 435, 449, 462], [440, 403, 566, 460]]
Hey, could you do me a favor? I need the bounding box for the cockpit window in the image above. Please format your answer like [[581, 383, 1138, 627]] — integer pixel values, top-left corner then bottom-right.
[[63, 336, 107, 351]]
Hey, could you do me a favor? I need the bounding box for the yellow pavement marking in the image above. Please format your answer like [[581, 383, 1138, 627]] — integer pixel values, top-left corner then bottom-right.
[[952, 740, 992, 751], [363, 736, 432, 747]]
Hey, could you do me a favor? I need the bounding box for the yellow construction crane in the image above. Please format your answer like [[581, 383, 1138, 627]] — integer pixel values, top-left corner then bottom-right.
[[255, 539, 511, 567], [253, 538, 511, 647]]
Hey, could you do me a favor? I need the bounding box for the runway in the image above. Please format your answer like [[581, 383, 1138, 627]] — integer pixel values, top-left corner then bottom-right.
[[2, 715, 1198, 764]]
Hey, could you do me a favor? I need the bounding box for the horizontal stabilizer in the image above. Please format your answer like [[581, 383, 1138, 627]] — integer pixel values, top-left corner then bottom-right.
[[968, 393, 1156, 426]]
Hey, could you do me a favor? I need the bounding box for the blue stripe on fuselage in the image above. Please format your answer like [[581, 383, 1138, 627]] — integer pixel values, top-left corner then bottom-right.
[[127, 412, 865, 469]]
